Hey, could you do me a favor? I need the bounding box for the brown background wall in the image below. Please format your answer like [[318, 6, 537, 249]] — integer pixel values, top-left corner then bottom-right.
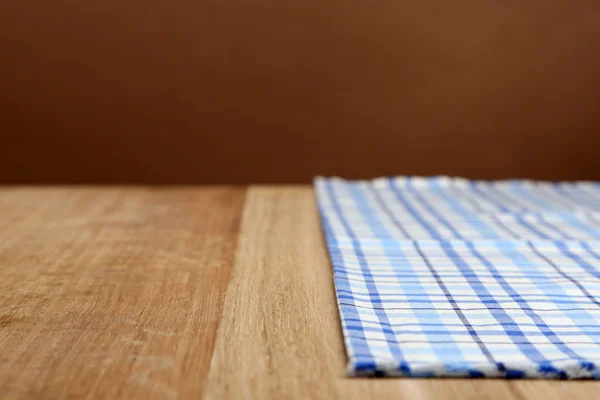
[[1, 1, 599, 184]]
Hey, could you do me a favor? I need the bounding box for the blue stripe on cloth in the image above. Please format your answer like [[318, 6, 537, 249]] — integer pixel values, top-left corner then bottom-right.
[[553, 184, 600, 210], [428, 179, 501, 239], [323, 179, 410, 374], [343, 181, 479, 373], [508, 184, 574, 240], [387, 178, 442, 239], [465, 241, 591, 373], [470, 182, 513, 213], [403, 177, 462, 239], [316, 176, 600, 378], [402, 184, 574, 377], [315, 181, 377, 370], [357, 182, 476, 372]]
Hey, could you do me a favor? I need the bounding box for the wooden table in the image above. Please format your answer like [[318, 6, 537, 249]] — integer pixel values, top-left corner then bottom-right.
[[0, 187, 598, 399]]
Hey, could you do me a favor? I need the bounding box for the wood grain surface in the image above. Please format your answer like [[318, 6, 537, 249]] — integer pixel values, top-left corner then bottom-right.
[[0, 187, 599, 399], [0, 187, 245, 399]]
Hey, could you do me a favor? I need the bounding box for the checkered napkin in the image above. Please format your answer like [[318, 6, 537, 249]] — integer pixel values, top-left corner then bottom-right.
[[315, 176, 600, 378]]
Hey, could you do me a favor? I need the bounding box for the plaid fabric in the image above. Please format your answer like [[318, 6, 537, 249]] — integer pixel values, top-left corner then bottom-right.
[[315, 176, 600, 378]]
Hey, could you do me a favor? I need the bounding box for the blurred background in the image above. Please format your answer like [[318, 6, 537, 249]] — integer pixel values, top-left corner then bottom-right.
[[1, 1, 599, 184]]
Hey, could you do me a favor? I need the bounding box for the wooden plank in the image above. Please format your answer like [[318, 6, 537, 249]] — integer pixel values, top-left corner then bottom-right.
[[0, 187, 245, 399], [511, 380, 600, 400], [205, 186, 351, 399], [205, 187, 599, 400]]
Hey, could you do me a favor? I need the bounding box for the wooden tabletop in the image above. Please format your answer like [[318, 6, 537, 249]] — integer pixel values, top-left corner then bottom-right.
[[0, 186, 598, 399]]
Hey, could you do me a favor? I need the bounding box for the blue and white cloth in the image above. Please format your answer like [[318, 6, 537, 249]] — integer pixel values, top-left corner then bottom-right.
[[315, 176, 600, 378]]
